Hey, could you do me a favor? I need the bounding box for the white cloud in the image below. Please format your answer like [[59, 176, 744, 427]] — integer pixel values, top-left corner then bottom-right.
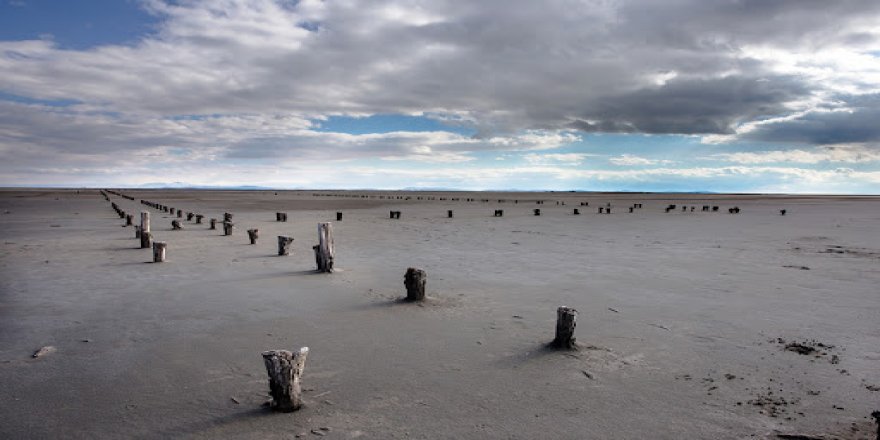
[[711, 145, 880, 164], [608, 154, 674, 166], [522, 153, 590, 166]]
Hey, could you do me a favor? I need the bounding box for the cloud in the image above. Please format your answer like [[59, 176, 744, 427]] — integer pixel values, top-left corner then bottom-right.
[[710, 145, 880, 164], [608, 154, 675, 166], [736, 93, 880, 145], [2, 0, 878, 135], [522, 153, 590, 166]]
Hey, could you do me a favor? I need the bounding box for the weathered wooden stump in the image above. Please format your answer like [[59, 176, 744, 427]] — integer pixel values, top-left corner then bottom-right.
[[336, 212, 343, 221], [404, 267, 427, 301], [177, 210, 183, 218], [628, 207, 633, 213], [278, 236, 294, 256], [152, 242, 166, 262], [247, 228, 259, 245], [605, 208, 611, 214], [223, 221, 234, 236], [390, 210, 395, 219], [276, 212, 287, 222], [125, 214, 133, 226], [447, 210, 453, 218], [195, 214, 203, 224], [261, 347, 309, 413], [224, 213, 233, 223], [573, 208, 580, 215], [140, 231, 153, 249], [187, 212, 194, 221], [494, 209, 504, 217], [135, 225, 141, 239], [172, 220, 183, 230], [599, 207, 604, 214], [780, 209, 787, 216], [712, 206, 719, 212], [314, 223, 334, 272], [534, 208, 541, 216], [140, 211, 151, 233], [551, 306, 578, 349]]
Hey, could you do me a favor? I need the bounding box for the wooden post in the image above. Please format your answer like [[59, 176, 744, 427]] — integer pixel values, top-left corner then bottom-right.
[[125, 214, 133, 226], [390, 210, 395, 219], [210, 218, 217, 230], [140, 211, 150, 233], [135, 225, 141, 239], [224, 213, 233, 223], [187, 212, 194, 221], [534, 209, 541, 216], [140, 231, 152, 249], [223, 222, 234, 236], [278, 236, 294, 256], [195, 214, 203, 224], [573, 208, 580, 215], [780, 209, 787, 216], [261, 347, 309, 413], [177, 210, 182, 218], [152, 242, 166, 262], [447, 210, 453, 218], [599, 207, 604, 214], [247, 228, 259, 245], [404, 267, 426, 301], [172, 220, 183, 230], [314, 223, 334, 272], [551, 306, 578, 350], [336, 212, 343, 221]]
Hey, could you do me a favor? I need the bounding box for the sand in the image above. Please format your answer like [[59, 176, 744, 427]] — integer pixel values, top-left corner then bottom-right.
[[1, 189, 878, 439]]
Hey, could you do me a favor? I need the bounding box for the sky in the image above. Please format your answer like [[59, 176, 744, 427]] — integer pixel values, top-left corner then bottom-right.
[[1, 0, 880, 193]]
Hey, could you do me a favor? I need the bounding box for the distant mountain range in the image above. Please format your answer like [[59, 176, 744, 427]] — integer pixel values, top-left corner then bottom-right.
[[135, 182, 273, 190]]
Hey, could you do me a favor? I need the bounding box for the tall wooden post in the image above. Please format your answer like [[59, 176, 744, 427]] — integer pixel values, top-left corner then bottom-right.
[[261, 347, 309, 413], [278, 236, 294, 256], [223, 222, 234, 236], [551, 306, 577, 349], [177, 210, 183, 218], [247, 228, 259, 245], [210, 218, 217, 230], [125, 214, 133, 226], [195, 214, 203, 224], [140, 211, 150, 234], [336, 212, 343, 221], [404, 268, 426, 301], [314, 223, 334, 273], [152, 242, 166, 262], [447, 210, 454, 218]]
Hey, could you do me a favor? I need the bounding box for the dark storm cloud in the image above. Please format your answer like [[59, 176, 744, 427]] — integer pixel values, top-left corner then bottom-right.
[[743, 93, 880, 145]]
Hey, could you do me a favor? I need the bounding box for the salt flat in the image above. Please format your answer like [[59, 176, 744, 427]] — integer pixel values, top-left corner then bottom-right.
[[1, 189, 878, 439]]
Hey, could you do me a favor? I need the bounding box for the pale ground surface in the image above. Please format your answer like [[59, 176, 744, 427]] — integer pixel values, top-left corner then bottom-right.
[[0, 189, 878, 439]]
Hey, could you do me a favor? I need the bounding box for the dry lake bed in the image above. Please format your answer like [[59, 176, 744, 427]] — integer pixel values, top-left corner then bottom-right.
[[1, 189, 878, 439]]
